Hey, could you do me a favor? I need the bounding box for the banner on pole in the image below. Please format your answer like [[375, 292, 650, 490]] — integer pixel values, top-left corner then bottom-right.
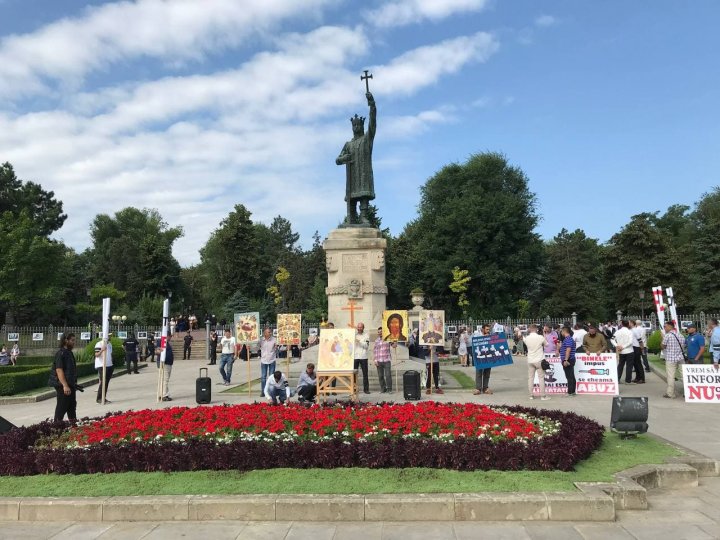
[[419, 310, 445, 346], [683, 365, 720, 403], [277, 314, 301, 346], [533, 353, 619, 395], [471, 333, 514, 370], [234, 312, 260, 344], [382, 310, 409, 343], [159, 298, 169, 363]]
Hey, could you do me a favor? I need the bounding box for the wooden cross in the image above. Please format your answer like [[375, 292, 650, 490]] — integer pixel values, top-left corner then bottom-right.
[[341, 299, 363, 328], [361, 70, 373, 93]]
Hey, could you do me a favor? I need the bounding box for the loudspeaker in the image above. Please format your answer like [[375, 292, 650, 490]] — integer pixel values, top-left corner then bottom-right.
[[0, 415, 16, 434], [610, 396, 648, 438]]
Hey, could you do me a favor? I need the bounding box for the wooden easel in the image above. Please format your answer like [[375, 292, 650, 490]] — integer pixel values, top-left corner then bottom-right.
[[317, 371, 357, 403]]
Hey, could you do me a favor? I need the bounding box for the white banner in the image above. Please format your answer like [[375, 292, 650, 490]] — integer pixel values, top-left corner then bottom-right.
[[159, 299, 169, 363], [533, 353, 619, 395], [683, 365, 720, 403]]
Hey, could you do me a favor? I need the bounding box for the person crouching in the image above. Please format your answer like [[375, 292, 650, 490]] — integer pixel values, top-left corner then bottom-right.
[[264, 370, 292, 405]]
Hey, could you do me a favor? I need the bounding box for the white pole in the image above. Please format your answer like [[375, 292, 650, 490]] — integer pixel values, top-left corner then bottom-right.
[[101, 298, 110, 405], [652, 286, 666, 330], [157, 298, 170, 402], [666, 287, 679, 331]]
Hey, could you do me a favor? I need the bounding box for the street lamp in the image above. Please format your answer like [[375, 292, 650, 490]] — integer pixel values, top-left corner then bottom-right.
[[639, 290, 645, 321], [111, 315, 127, 331]]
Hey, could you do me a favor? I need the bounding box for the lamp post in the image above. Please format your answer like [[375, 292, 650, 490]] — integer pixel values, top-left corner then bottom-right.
[[639, 290, 645, 321], [111, 315, 127, 332]]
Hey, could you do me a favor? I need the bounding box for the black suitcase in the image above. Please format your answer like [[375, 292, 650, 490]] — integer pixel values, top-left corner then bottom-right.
[[196, 368, 211, 404], [403, 370, 421, 401]]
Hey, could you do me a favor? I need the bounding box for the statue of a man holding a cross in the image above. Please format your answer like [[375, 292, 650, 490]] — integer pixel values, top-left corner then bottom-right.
[[336, 70, 376, 227]]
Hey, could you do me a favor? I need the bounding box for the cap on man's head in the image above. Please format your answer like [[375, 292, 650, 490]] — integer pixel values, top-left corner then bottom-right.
[[688, 322, 697, 329]]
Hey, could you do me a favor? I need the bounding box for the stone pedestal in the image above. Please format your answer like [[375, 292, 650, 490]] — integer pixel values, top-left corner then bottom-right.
[[324, 228, 387, 331]]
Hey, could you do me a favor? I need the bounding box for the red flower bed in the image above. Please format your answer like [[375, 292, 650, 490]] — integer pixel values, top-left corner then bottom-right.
[[54, 402, 555, 447], [0, 403, 605, 475]]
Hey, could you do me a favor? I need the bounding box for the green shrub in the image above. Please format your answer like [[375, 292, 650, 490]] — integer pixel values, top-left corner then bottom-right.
[[0, 365, 49, 373], [647, 330, 662, 353], [15, 356, 55, 366], [0, 363, 96, 396]]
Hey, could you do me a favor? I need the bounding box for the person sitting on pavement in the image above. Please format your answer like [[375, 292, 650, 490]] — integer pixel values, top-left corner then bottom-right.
[[296, 363, 317, 403], [265, 370, 292, 405]]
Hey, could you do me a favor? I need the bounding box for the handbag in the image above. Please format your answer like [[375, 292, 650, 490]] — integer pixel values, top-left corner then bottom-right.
[[540, 359, 551, 371], [671, 333, 689, 362]]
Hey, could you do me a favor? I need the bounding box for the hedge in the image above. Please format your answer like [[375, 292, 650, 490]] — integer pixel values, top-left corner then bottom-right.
[[0, 362, 96, 396], [0, 365, 48, 373], [15, 356, 56, 367], [647, 330, 662, 353]]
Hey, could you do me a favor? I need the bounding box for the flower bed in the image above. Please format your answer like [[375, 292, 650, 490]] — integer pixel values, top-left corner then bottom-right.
[[0, 402, 604, 476]]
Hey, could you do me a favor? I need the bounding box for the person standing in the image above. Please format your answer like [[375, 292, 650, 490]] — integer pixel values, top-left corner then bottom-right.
[[709, 318, 720, 371], [543, 324, 558, 355], [524, 324, 550, 400], [50, 333, 78, 422], [354, 323, 370, 394], [615, 320, 635, 385], [661, 321, 686, 398], [218, 329, 237, 386], [629, 320, 646, 384], [123, 333, 139, 374], [373, 326, 394, 393], [259, 327, 277, 396], [559, 326, 577, 396], [685, 323, 705, 365], [145, 333, 155, 362], [94, 339, 114, 404], [296, 363, 317, 403], [583, 324, 607, 353], [457, 327, 469, 366], [473, 324, 493, 395], [207, 330, 218, 365], [424, 345, 443, 394], [10, 343, 19, 365], [182, 330, 193, 360], [573, 324, 587, 353], [160, 342, 174, 401]]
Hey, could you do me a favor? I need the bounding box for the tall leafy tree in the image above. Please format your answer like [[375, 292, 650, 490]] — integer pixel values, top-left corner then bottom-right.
[[688, 187, 720, 310]]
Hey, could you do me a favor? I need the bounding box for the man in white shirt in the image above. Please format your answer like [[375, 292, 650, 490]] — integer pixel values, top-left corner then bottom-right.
[[354, 322, 370, 394], [219, 329, 237, 386], [264, 370, 291, 405], [614, 320, 635, 384], [259, 327, 277, 397], [94, 339, 114, 404], [630, 320, 646, 383], [572, 324, 587, 353], [524, 324, 550, 400]]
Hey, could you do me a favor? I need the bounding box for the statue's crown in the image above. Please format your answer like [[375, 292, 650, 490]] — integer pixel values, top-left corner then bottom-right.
[[350, 114, 365, 127]]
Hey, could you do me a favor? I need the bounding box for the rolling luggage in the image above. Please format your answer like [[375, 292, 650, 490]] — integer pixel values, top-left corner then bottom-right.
[[403, 370, 421, 401], [196, 367, 211, 404]]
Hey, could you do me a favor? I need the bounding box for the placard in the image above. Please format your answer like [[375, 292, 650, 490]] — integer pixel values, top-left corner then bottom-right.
[[57, 332, 64, 340], [117, 331, 128, 339], [234, 312, 260, 344], [317, 328, 355, 372], [382, 310, 409, 342], [308, 328, 318, 336], [80, 332, 91, 341], [32, 333, 44, 341], [533, 353, 619, 395], [7, 332, 19, 342], [447, 325, 457, 334], [419, 310, 445, 346], [277, 314, 301, 346], [471, 333, 514, 370], [683, 365, 720, 403], [137, 331, 148, 339]]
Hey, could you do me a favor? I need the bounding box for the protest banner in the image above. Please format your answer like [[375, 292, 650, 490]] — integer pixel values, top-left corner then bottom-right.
[[683, 364, 720, 403], [533, 353, 619, 395], [471, 332, 514, 370]]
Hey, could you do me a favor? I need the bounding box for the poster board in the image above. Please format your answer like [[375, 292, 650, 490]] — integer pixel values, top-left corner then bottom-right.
[[32, 333, 44, 341], [683, 365, 720, 403], [419, 310, 445, 346], [308, 327, 318, 336], [317, 328, 355, 372], [533, 353, 619, 395], [80, 332, 91, 341], [6, 333, 19, 342], [117, 331, 128, 339], [234, 312, 260, 344], [277, 314, 301, 346], [137, 331, 148, 340], [471, 333, 514, 370], [382, 310, 409, 342]]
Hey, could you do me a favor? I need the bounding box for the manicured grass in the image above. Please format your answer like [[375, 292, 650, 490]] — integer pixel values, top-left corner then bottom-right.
[[444, 369, 476, 389], [0, 433, 680, 496]]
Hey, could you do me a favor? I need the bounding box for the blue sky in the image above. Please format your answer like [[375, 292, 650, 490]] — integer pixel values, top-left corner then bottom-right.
[[1, 0, 718, 266]]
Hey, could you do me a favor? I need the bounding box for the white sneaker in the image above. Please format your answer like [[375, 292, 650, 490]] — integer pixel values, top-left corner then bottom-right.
[[541, 396, 551, 401], [529, 396, 535, 400]]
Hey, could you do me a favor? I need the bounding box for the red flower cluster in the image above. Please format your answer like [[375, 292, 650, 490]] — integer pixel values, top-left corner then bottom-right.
[[59, 402, 551, 447]]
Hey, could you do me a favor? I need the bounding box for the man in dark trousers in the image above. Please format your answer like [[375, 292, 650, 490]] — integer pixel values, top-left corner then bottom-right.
[[183, 330, 194, 360], [207, 330, 218, 365], [123, 333, 140, 374], [50, 333, 78, 422]]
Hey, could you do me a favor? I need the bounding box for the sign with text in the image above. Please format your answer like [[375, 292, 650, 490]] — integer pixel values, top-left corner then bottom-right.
[[683, 365, 720, 403], [471, 333, 514, 370], [533, 353, 618, 395]]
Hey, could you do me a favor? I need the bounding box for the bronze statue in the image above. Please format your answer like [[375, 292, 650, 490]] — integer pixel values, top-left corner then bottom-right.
[[337, 71, 376, 227]]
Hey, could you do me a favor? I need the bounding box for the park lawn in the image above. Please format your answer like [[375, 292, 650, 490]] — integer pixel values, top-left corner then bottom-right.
[[444, 369, 476, 389], [0, 433, 680, 497]]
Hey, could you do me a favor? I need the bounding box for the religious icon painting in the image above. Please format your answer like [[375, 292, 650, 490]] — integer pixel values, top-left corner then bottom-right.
[[382, 310, 409, 343], [317, 328, 355, 372], [234, 312, 260, 344], [418, 310, 445, 346], [277, 314, 302, 346]]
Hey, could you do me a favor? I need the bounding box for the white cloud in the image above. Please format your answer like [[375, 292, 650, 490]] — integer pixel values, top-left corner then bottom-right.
[[0, 0, 337, 97], [376, 32, 499, 95], [383, 108, 455, 138], [365, 0, 490, 28], [535, 15, 558, 27]]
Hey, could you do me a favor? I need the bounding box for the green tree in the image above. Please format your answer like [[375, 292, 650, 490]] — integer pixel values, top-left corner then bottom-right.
[[392, 152, 542, 316], [449, 267, 471, 316], [538, 229, 605, 321], [688, 187, 720, 310]]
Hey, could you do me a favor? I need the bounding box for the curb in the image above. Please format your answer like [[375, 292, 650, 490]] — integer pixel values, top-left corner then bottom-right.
[[0, 364, 149, 405]]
